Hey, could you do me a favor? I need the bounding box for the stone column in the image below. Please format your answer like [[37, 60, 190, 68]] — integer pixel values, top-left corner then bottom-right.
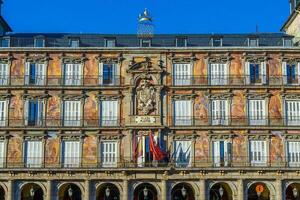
[[84, 180, 90, 200], [161, 179, 167, 200], [237, 179, 244, 200], [276, 179, 283, 200], [199, 179, 205, 200], [7, 179, 12, 200], [46, 180, 52, 200], [123, 179, 128, 200]]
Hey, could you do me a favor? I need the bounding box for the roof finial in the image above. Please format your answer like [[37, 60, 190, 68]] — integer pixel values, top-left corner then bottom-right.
[[137, 8, 154, 38], [138, 8, 152, 22]]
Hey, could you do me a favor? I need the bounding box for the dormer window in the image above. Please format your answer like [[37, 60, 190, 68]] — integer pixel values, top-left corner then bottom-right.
[[140, 38, 151, 47], [283, 38, 293, 47], [34, 37, 45, 47], [1, 37, 9, 47], [211, 37, 223, 47], [69, 38, 80, 48], [176, 37, 187, 47], [248, 38, 259, 47], [105, 38, 116, 47]]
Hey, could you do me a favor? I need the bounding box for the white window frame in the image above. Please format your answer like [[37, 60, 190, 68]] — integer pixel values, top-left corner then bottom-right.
[[98, 63, 118, 85], [100, 100, 118, 126], [213, 140, 231, 167], [282, 62, 300, 85], [0, 141, 5, 168], [209, 63, 228, 85], [286, 100, 300, 125], [0, 100, 8, 127], [176, 37, 187, 47], [173, 63, 193, 86], [248, 99, 267, 125], [173, 140, 192, 167], [0, 63, 9, 85], [173, 100, 192, 126], [244, 61, 267, 85], [105, 38, 116, 47], [24, 140, 43, 168], [63, 101, 81, 126], [249, 140, 268, 166], [63, 63, 83, 86], [34, 38, 45, 48], [100, 140, 118, 167], [62, 140, 81, 168], [287, 141, 300, 167], [25, 62, 46, 85], [24, 99, 45, 126], [211, 99, 229, 125]]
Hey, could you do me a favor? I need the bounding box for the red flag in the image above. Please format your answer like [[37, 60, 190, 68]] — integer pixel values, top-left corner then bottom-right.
[[149, 132, 167, 161]]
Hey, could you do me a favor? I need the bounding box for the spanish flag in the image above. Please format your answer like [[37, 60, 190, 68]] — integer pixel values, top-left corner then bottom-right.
[[149, 132, 167, 161]]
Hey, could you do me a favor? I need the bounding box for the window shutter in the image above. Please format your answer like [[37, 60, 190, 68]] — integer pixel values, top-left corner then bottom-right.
[[25, 141, 42, 167], [261, 61, 267, 84], [282, 62, 287, 84], [25, 62, 30, 85], [99, 62, 103, 84], [224, 141, 231, 166], [0, 101, 6, 126], [64, 64, 71, 85], [24, 100, 29, 126], [245, 61, 250, 84], [36, 63, 46, 85], [297, 63, 300, 85], [211, 100, 217, 125], [0, 141, 4, 167], [101, 141, 117, 167], [213, 141, 220, 167], [63, 141, 80, 167], [37, 100, 44, 126], [0, 64, 8, 85]]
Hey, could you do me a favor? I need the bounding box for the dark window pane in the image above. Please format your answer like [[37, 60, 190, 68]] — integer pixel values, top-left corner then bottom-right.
[[34, 38, 45, 47], [176, 38, 187, 47], [1, 38, 9, 47]]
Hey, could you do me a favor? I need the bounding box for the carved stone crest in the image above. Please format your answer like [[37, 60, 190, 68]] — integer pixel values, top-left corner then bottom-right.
[[137, 79, 156, 115]]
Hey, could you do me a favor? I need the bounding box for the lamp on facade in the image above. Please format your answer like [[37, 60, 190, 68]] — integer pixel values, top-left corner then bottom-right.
[[219, 186, 224, 197], [143, 187, 149, 198], [293, 187, 298, 198], [29, 187, 35, 197], [68, 187, 73, 198], [181, 186, 187, 198], [105, 187, 110, 197]]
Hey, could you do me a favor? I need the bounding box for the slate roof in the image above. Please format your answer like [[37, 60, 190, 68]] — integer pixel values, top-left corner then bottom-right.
[[2, 32, 294, 48]]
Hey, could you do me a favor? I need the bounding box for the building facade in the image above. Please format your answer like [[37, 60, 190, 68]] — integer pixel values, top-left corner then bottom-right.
[[0, 2, 300, 200]]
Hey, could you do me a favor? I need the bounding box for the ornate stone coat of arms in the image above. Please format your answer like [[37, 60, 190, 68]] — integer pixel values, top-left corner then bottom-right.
[[136, 79, 156, 115]]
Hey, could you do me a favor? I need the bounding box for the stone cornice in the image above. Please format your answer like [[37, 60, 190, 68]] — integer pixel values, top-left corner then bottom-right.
[[171, 94, 197, 100], [59, 53, 87, 64], [169, 53, 198, 63], [22, 93, 51, 100], [95, 53, 124, 64], [205, 52, 232, 63], [24, 53, 50, 63], [96, 93, 123, 101], [242, 52, 269, 62], [59, 93, 88, 101], [0, 93, 13, 100]]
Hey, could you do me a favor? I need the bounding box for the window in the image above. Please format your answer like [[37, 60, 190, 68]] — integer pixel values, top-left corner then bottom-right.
[[213, 141, 231, 167], [24, 140, 43, 168], [0, 63, 9, 85], [176, 37, 187, 47], [249, 140, 267, 166], [105, 38, 116, 47], [69, 38, 80, 47], [245, 62, 267, 84], [173, 63, 192, 85], [211, 100, 229, 125], [0, 100, 7, 126], [140, 39, 151, 47], [283, 38, 293, 47], [211, 37, 222, 47], [1, 37, 9, 47], [34, 38, 45, 47], [62, 140, 80, 167], [248, 99, 267, 125], [100, 100, 118, 126], [282, 62, 300, 85], [173, 140, 192, 167], [209, 63, 228, 85], [0, 141, 5, 167], [174, 100, 192, 126], [287, 141, 300, 167], [25, 62, 46, 85], [248, 38, 258, 47], [286, 101, 300, 125], [101, 141, 117, 167], [99, 63, 118, 85], [63, 63, 83, 85], [24, 100, 44, 126], [63, 101, 81, 126]]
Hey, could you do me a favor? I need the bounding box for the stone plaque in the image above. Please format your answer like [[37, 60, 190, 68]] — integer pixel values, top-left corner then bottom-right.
[[135, 116, 156, 124]]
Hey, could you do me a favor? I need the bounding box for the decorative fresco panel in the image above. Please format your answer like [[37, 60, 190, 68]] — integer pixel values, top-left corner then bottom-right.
[[82, 135, 98, 166], [45, 133, 60, 166], [7, 135, 22, 166]]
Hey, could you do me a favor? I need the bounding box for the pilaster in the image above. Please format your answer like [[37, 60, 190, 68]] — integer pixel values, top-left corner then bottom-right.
[[123, 179, 128, 200], [46, 180, 51, 200], [276, 179, 283, 200], [7, 179, 12, 200], [161, 179, 167, 200], [84, 180, 90, 200], [199, 179, 205, 200], [237, 179, 244, 200]]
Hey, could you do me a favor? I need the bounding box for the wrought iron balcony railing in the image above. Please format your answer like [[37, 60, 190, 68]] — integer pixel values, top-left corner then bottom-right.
[[1, 156, 298, 169]]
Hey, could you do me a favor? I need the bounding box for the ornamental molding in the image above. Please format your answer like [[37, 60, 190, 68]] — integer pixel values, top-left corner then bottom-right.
[[247, 134, 271, 140], [246, 92, 271, 99], [208, 92, 233, 100], [96, 93, 123, 101], [99, 135, 122, 140], [0, 134, 9, 140], [136, 79, 156, 115], [0, 53, 14, 65], [242, 53, 269, 62], [169, 53, 198, 63], [59, 133, 84, 140], [23, 134, 45, 140], [171, 94, 197, 100], [96, 53, 124, 64], [22, 93, 51, 100], [127, 57, 163, 73], [0, 93, 12, 100], [205, 53, 232, 63], [284, 134, 300, 140], [281, 57, 300, 63], [281, 93, 300, 99], [209, 134, 234, 140], [60, 53, 87, 64], [59, 93, 88, 101], [24, 53, 50, 63], [172, 134, 197, 140]]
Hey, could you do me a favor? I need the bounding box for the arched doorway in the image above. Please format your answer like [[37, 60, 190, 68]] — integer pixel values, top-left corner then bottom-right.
[[209, 182, 233, 200], [97, 183, 120, 200], [0, 186, 4, 200], [133, 183, 158, 200], [21, 183, 44, 200], [247, 182, 270, 200], [171, 182, 195, 200], [58, 183, 82, 200], [286, 183, 300, 200]]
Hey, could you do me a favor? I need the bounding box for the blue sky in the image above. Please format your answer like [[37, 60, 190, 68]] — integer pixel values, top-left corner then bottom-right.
[[4, 0, 289, 34]]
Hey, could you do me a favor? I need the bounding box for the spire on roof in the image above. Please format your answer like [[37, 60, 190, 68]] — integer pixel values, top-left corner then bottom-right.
[[137, 8, 154, 38]]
